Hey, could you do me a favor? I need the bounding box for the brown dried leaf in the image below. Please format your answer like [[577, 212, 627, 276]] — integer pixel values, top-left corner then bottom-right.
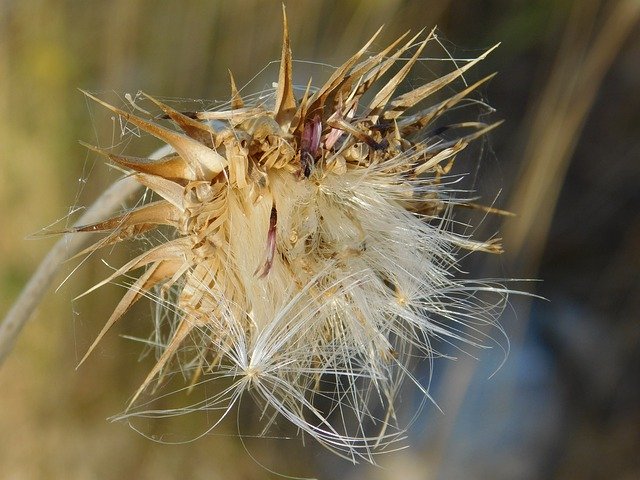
[[414, 141, 468, 175], [426, 120, 504, 152], [135, 173, 186, 211], [68, 201, 181, 261], [398, 73, 497, 135], [128, 317, 197, 409], [305, 25, 385, 117], [228, 70, 244, 110], [142, 92, 217, 149], [384, 44, 499, 120], [367, 30, 431, 116], [274, 5, 296, 127], [75, 237, 192, 301], [77, 259, 183, 367], [72, 200, 179, 234], [81, 141, 198, 181], [329, 31, 410, 109], [81, 90, 226, 179]]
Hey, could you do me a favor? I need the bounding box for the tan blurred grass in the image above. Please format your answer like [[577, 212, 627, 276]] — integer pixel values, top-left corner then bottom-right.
[[504, 0, 640, 271]]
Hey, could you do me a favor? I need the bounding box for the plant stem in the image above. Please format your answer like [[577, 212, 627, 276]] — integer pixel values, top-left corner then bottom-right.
[[0, 145, 172, 368]]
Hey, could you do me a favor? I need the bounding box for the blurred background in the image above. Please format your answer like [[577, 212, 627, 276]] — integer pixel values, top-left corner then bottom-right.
[[1, 0, 639, 478]]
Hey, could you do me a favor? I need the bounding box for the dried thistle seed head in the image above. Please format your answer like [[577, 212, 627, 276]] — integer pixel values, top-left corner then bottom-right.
[[73, 13, 507, 461]]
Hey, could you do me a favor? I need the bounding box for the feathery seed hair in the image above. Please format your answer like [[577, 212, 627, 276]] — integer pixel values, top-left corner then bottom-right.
[[72, 12, 507, 462]]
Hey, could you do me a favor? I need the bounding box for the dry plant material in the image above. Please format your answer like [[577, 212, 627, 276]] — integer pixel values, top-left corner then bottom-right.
[[71, 13, 507, 462]]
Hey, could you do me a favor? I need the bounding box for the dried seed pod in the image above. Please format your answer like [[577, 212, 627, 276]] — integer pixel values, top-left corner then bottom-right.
[[74, 10, 508, 461]]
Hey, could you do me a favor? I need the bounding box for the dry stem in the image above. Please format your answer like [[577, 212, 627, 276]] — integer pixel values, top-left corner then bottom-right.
[[0, 146, 171, 367]]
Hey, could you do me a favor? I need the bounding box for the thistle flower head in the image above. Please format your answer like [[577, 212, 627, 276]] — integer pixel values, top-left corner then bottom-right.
[[73, 12, 507, 462]]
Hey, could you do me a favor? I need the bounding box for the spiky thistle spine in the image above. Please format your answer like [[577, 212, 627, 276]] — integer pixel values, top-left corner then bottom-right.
[[72, 11, 507, 461]]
